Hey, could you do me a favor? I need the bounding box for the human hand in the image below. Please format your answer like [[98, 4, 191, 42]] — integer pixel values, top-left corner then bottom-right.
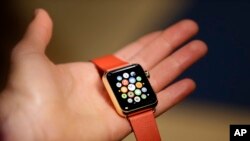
[[0, 9, 207, 141]]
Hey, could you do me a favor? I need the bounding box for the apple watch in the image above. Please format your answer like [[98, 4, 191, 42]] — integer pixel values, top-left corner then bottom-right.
[[91, 55, 161, 141]]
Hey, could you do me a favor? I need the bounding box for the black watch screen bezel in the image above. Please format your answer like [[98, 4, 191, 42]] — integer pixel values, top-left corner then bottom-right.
[[105, 64, 158, 114]]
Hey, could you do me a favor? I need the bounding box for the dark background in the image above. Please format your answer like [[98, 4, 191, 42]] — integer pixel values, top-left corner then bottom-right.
[[175, 0, 250, 108]]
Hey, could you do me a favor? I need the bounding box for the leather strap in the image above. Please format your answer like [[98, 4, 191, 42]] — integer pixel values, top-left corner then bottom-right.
[[91, 54, 161, 141], [91, 54, 127, 72], [128, 110, 161, 141]]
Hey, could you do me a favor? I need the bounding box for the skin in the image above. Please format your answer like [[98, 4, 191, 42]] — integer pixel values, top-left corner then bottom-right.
[[0, 9, 207, 141]]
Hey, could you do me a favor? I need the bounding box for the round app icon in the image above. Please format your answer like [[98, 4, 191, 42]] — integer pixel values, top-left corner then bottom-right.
[[129, 77, 136, 83], [134, 89, 141, 95], [141, 94, 147, 99], [123, 72, 129, 78], [121, 93, 127, 99], [135, 82, 143, 88], [116, 82, 122, 88], [127, 98, 133, 103], [117, 76, 122, 81], [130, 71, 136, 76], [127, 91, 135, 97], [141, 87, 147, 92], [121, 86, 128, 93], [122, 79, 129, 86], [136, 76, 142, 81], [134, 96, 141, 102], [128, 84, 136, 91]]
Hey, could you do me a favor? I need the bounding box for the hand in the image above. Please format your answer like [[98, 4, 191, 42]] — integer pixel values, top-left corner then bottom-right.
[[0, 9, 207, 141]]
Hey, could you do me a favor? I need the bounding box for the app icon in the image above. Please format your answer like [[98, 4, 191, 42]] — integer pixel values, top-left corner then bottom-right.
[[128, 91, 135, 97], [123, 72, 129, 78], [121, 86, 128, 93], [130, 71, 136, 76], [129, 77, 136, 83], [134, 96, 141, 102], [122, 79, 129, 86], [128, 84, 136, 91], [117, 76, 122, 81], [141, 87, 147, 92], [116, 82, 122, 88], [141, 94, 147, 99], [136, 76, 142, 81], [135, 82, 143, 88], [121, 93, 127, 99], [134, 89, 142, 95], [127, 98, 133, 103]]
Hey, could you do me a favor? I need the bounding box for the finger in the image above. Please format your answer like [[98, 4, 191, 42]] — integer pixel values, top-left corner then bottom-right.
[[8, 9, 54, 91], [12, 8, 53, 58], [150, 40, 207, 92], [115, 31, 162, 61], [129, 19, 199, 70], [155, 78, 196, 116]]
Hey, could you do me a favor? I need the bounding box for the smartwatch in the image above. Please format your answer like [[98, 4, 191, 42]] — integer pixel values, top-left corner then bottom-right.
[[91, 55, 161, 141]]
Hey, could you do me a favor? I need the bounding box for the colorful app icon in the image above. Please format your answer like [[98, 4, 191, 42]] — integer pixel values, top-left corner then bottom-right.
[[123, 72, 129, 78], [127, 98, 133, 103], [130, 71, 136, 76], [128, 84, 136, 91], [136, 76, 142, 81], [128, 91, 135, 97], [134, 89, 142, 95], [129, 77, 136, 83], [135, 82, 143, 88], [141, 94, 147, 99], [134, 96, 141, 102], [121, 86, 128, 93], [116, 82, 122, 88], [122, 79, 129, 86], [117, 76, 122, 81], [121, 93, 127, 99], [141, 87, 147, 92]]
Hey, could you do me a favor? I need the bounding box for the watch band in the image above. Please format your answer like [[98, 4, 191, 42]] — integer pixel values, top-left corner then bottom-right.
[[91, 54, 127, 72], [91, 54, 161, 141], [128, 110, 161, 141]]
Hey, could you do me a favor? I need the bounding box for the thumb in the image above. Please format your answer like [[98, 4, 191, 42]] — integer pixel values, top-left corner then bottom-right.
[[12, 8, 53, 58]]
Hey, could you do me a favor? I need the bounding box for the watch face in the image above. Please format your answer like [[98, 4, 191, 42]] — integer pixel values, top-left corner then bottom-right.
[[105, 64, 157, 114]]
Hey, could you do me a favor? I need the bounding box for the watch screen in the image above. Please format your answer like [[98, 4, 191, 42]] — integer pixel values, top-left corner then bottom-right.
[[106, 64, 157, 114]]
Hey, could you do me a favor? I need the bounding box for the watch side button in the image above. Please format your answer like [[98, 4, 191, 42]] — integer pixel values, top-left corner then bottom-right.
[[145, 71, 150, 78]]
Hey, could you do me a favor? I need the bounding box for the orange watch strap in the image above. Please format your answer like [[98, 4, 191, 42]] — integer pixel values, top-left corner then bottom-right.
[[91, 54, 161, 141], [91, 54, 128, 72], [128, 110, 161, 141]]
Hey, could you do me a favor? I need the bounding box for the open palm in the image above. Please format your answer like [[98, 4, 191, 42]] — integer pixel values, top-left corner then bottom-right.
[[0, 9, 207, 141]]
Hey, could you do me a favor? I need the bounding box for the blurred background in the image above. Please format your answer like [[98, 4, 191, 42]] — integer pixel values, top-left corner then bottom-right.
[[0, 0, 249, 140]]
